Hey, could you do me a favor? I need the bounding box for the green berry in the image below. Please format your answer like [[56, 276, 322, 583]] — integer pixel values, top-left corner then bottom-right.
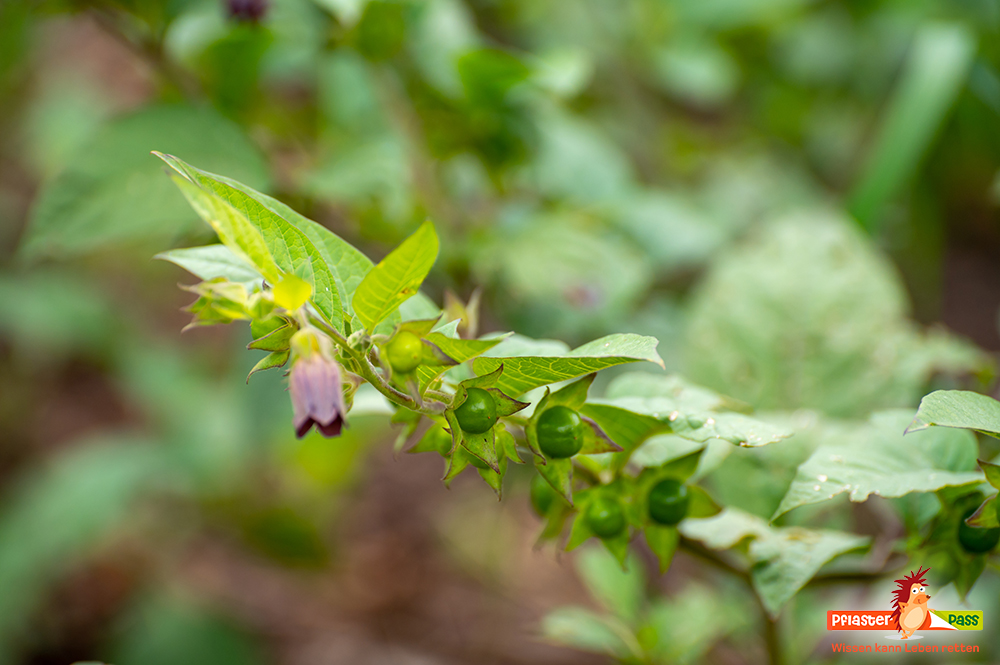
[[386, 331, 423, 373], [586, 496, 626, 539], [454, 387, 497, 434], [530, 474, 558, 517], [648, 479, 690, 526], [536, 406, 586, 459], [958, 507, 1000, 554]]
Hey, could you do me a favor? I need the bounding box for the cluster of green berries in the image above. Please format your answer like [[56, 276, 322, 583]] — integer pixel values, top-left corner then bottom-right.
[[530, 471, 692, 541]]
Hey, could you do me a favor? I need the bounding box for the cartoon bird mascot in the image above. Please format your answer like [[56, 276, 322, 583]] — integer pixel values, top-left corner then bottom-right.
[[890, 567, 932, 639]]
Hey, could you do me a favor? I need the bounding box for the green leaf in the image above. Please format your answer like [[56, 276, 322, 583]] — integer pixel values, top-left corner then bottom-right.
[[473, 333, 664, 396], [954, 555, 986, 601], [352, 220, 439, 332], [536, 456, 573, 505], [687, 485, 722, 518], [584, 398, 789, 450], [156, 153, 370, 331], [246, 350, 290, 381], [109, 594, 266, 665], [20, 105, 269, 258], [681, 509, 870, 617], [773, 410, 982, 520], [155, 245, 263, 286], [979, 459, 1000, 491], [247, 323, 295, 352], [272, 274, 312, 311], [646, 584, 749, 664], [167, 175, 282, 284], [414, 333, 506, 388], [907, 390, 1000, 439], [0, 440, 167, 650], [683, 214, 986, 418], [966, 496, 999, 529], [540, 607, 633, 658], [576, 547, 645, 624], [645, 525, 679, 573], [548, 374, 596, 409], [477, 452, 508, 499], [849, 23, 976, 229]]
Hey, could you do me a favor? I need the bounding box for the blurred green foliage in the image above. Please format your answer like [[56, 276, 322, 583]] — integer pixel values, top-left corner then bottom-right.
[[0, 0, 999, 663]]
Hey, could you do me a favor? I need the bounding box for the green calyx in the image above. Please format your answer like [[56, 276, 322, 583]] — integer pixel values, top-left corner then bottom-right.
[[959, 507, 1000, 554], [530, 473, 559, 517]]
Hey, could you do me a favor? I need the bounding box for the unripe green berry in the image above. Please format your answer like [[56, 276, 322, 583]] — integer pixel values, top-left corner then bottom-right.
[[454, 387, 497, 434], [648, 479, 689, 526], [386, 331, 423, 373], [537, 406, 585, 458], [586, 496, 626, 539]]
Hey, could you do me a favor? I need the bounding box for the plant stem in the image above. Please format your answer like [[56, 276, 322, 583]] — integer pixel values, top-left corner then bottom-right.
[[678, 538, 782, 665], [308, 313, 447, 416]]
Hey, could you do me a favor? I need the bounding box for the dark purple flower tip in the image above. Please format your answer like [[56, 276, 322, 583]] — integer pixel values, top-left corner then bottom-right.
[[226, 0, 268, 23], [290, 355, 347, 439]]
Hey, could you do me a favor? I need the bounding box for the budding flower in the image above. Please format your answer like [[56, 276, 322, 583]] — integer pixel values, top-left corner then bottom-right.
[[288, 329, 346, 438]]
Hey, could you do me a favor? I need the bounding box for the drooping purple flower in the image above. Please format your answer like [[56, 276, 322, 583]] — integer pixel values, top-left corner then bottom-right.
[[289, 355, 346, 438]]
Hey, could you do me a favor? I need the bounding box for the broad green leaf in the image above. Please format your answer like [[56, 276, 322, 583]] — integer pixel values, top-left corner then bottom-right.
[[966, 496, 999, 529], [353, 221, 439, 332], [0, 270, 116, 359], [645, 525, 679, 573], [681, 509, 870, 616], [20, 105, 269, 258], [849, 24, 975, 229], [583, 397, 790, 453], [684, 213, 987, 417], [414, 333, 506, 388], [605, 372, 750, 412], [773, 410, 982, 520], [0, 440, 167, 652], [157, 153, 348, 330], [157, 159, 373, 305], [109, 595, 266, 665], [473, 333, 663, 396], [155, 245, 263, 286], [647, 584, 748, 664], [907, 390, 1000, 439], [167, 176, 282, 284], [576, 547, 645, 624], [272, 274, 312, 311], [540, 607, 633, 658], [979, 459, 1000, 491]]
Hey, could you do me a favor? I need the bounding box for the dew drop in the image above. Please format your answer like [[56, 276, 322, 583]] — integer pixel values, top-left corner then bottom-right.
[[817, 474, 828, 482]]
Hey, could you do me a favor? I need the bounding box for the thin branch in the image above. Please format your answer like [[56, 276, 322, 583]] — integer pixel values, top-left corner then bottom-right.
[[308, 313, 447, 415]]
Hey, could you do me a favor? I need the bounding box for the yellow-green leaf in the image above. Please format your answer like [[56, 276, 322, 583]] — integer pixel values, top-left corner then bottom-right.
[[273, 274, 313, 311], [352, 221, 439, 332]]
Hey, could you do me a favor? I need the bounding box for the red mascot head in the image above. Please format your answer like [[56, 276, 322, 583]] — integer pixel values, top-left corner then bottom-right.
[[890, 566, 929, 633]]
